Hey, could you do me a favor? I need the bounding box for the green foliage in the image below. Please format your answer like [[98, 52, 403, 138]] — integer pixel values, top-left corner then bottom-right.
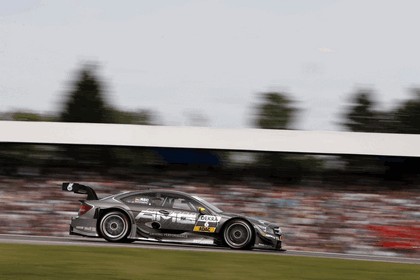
[[57, 66, 114, 168], [5, 63, 420, 183], [393, 89, 420, 134], [254, 92, 296, 129], [343, 88, 420, 135], [111, 109, 156, 125], [60, 65, 112, 123], [251, 92, 322, 182], [0, 111, 55, 121], [0, 65, 161, 173], [252, 152, 323, 182], [341, 90, 389, 177], [343, 90, 383, 132], [0, 111, 56, 173], [341, 89, 420, 182]]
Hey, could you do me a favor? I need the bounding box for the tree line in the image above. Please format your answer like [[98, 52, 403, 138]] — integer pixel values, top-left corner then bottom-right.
[[2, 65, 420, 186]]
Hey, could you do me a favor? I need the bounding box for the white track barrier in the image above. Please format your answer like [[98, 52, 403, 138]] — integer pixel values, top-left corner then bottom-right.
[[0, 121, 419, 157]]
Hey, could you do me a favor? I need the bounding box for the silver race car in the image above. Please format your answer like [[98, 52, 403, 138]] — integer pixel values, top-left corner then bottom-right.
[[62, 182, 283, 250]]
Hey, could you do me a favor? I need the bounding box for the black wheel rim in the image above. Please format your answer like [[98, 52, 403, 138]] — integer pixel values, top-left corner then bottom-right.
[[225, 222, 251, 248]]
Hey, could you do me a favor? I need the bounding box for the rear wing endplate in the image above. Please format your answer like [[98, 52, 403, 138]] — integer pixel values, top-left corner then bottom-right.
[[62, 182, 99, 200]]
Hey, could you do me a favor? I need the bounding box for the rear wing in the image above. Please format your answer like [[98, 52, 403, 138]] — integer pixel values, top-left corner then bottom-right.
[[62, 183, 99, 200]]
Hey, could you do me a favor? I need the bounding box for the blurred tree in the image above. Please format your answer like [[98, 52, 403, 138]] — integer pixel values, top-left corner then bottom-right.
[[58, 65, 115, 169], [0, 111, 56, 174], [340, 89, 420, 184], [393, 89, 420, 134], [60, 65, 112, 123], [383, 89, 420, 182], [0, 111, 55, 121], [58, 65, 165, 171], [250, 92, 322, 182], [108, 109, 160, 172], [254, 92, 296, 129], [341, 90, 389, 180], [343, 90, 382, 132], [111, 109, 157, 125], [183, 110, 208, 126], [0, 65, 163, 174]]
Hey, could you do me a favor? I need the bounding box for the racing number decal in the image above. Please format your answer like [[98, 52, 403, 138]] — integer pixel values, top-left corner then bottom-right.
[[193, 215, 220, 233]]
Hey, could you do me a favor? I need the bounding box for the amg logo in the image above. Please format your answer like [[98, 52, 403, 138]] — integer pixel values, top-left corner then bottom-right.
[[136, 210, 197, 225]]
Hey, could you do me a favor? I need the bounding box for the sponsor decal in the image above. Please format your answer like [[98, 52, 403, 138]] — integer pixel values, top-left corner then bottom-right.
[[136, 210, 197, 225], [150, 232, 189, 239], [193, 226, 216, 233], [193, 215, 220, 233], [199, 215, 221, 222], [134, 197, 149, 204], [75, 226, 95, 231]]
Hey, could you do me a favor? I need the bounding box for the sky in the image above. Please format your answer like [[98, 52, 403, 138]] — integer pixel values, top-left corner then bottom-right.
[[1, 0, 420, 130]]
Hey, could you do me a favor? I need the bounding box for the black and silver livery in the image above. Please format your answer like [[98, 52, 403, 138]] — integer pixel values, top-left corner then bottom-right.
[[62, 182, 283, 250]]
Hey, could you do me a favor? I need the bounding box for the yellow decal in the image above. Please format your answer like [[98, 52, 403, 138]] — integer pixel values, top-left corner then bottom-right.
[[193, 226, 216, 233]]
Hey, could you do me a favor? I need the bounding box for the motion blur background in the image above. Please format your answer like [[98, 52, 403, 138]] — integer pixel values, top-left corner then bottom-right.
[[0, 1, 419, 258]]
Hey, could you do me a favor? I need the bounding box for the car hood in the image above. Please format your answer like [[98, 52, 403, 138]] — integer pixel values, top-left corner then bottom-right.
[[221, 212, 279, 228]]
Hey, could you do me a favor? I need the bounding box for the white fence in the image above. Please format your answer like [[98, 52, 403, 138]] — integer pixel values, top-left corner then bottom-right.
[[0, 121, 419, 157]]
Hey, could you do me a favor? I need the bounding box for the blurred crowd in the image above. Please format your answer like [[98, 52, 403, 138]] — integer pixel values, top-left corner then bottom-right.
[[0, 174, 419, 258]]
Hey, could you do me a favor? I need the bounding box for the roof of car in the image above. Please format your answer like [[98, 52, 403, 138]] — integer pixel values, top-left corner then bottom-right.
[[114, 189, 193, 198]]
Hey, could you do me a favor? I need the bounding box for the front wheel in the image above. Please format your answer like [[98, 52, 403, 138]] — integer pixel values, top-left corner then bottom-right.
[[99, 211, 130, 242], [223, 219, 254, 249]]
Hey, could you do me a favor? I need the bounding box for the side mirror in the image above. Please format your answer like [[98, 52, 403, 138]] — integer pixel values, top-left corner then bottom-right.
[[198, 207, 207, 215]]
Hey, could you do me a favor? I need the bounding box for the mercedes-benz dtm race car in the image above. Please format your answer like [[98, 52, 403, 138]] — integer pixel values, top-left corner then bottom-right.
[[62, 182, 283, 250]]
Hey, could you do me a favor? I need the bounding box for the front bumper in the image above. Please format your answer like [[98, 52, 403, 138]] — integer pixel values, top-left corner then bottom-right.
[[254, 227, 283, 250]]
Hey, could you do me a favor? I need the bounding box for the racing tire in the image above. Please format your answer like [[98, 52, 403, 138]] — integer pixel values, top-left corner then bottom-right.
[[99, 211, 130, 242], [223, 219, 254, 250]]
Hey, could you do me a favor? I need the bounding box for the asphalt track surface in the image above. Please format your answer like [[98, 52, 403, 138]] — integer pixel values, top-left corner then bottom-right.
[[1, 234, 419, 264]]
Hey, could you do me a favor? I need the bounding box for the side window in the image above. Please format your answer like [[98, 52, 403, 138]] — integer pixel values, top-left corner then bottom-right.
[[173, 197, 193, 211], [162, 195, 196, 211], [122, 193, 163, 207]]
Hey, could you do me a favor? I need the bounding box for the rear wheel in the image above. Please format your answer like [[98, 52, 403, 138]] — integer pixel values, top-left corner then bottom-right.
[[223, 219, 254, 249], [99, 211, 130, 242]]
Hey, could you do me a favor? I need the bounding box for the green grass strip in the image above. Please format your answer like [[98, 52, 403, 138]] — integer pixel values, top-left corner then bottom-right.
[[0, 243, 419, 280]]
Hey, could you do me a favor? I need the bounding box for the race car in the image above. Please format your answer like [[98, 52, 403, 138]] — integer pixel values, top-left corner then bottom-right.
[[62, 182, 283, 250]]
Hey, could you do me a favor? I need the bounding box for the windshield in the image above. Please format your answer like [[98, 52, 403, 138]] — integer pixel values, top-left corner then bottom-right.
[[192, 195, 223, 214]]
